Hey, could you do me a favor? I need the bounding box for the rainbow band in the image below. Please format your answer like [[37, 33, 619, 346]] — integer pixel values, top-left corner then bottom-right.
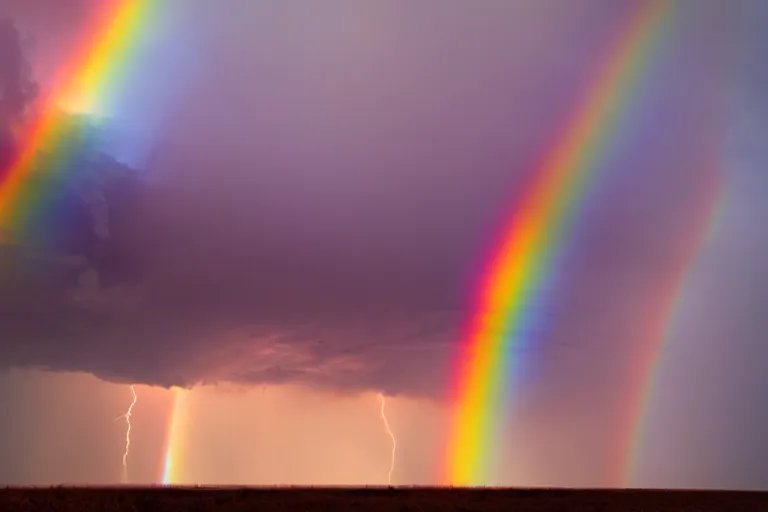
[[162, 388, 188, 484], [0, 0, 150, 237], [57, 1, 148, 116], [619, 160, 725, 485], [619, 3, 745, 484], [444, 0, 674, 485]]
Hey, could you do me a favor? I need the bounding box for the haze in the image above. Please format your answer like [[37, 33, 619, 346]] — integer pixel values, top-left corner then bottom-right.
[[0, 0, 766, 489]]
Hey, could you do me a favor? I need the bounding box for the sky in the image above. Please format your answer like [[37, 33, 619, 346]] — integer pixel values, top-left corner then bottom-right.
[[0, 0, 766, 489]]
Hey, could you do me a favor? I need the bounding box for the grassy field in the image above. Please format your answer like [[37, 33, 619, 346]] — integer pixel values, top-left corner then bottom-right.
[[1, 487, 766, 511]]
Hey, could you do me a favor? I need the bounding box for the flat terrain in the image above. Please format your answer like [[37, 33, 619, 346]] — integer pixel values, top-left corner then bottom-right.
[[1, 487, 766, 511]]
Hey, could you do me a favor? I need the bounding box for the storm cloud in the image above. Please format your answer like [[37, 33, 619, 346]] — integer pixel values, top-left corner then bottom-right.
[[0, 0, 754, 424]]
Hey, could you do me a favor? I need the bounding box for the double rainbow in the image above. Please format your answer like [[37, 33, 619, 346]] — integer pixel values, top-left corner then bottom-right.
[[443, 0, 679, 486], [0, 0, 728, 487]]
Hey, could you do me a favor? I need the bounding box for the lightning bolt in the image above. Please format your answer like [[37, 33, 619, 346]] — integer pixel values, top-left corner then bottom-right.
[[115, 384, 138, 483], [378, 393, 396, 486]]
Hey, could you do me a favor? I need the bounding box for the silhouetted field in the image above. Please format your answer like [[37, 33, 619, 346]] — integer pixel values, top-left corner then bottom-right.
[[1, 486, 767, 511]]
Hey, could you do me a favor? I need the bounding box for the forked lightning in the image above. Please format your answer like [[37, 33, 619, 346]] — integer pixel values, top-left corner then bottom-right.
[[115, 384, 138, 483], [378, 393, 396, 486]]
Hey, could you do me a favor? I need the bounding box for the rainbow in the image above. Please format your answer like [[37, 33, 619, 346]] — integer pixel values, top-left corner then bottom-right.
[[618, 167, 724, 486], [161, 387, 189, 484], [621, 3, 754, 484], [0, 1, 191, 484], [443, 0, 676, 486], [0, 0, 177, 245]]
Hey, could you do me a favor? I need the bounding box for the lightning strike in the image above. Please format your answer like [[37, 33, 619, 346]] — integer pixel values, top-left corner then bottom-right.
[[378, 393, 396, 486], [116, 384, 138, 483]]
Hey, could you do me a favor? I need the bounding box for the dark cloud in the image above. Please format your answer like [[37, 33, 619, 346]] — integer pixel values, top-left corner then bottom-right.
[[0, 17, 37, 121], [0, 0, 748, 421]]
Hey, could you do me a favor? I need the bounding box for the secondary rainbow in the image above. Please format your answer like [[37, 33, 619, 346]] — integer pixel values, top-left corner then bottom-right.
[[618, 167, 724, 486], [443, 0, 675, 485], [620, 4, 747, 482], [0, 0, 151, 239]]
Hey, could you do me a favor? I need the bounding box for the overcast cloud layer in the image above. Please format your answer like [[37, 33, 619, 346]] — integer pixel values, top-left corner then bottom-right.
[[0, 0, 760, 425]]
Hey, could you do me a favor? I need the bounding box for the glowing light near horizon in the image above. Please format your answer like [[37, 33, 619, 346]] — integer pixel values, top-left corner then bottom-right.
[[162, 387, 188, 485]]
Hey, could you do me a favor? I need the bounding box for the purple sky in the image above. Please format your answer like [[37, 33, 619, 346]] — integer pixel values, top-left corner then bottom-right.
[[1, 0, 766, 488]]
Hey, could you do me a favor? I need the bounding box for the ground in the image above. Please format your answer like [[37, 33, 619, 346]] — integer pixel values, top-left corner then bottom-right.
[[1, 487, 767, 512]]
